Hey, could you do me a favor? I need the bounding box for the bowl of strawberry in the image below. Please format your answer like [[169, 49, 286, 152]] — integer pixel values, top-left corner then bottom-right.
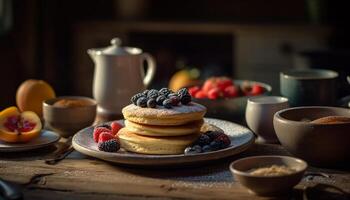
[[189, 77, 272, 120]]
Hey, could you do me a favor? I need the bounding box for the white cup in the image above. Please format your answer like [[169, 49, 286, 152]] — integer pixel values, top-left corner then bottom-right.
[[245, 96, 289, 143]]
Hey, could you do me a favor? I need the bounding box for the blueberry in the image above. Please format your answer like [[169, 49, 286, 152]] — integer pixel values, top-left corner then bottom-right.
[[156, 95, 166, 105], [202, 145, 212, 152], [184, 147, 195, 155], [162, 99, 172, 109], [194, 134, 211, 146], [209, 140, 225, 151], [192, 145, 202, 153], [136, 97, 148, 107], [147, 98, 156, 108]]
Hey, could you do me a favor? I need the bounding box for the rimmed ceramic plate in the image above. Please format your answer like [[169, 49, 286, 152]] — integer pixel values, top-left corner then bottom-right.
[[72, 118, 255, 166], [0, 130, 60, 152]]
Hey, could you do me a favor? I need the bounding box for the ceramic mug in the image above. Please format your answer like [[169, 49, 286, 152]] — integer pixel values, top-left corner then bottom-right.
[[280, 69, 338, 107], [245, 96, 289, 143]]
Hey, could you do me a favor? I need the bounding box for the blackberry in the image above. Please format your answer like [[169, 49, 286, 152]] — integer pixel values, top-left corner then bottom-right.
[[204, 131, 223, 141], [194, 134, 211, 146], [177, 88, 190, 97], [147, 89, 159, 99], [98, 139, 120, 152], [159, 88, 172, 97], [131, 93, 145, 105], [156, 95, 166, 105], [169, 95, 180, 106], [136, 97, 148, 107], [147, 98, 157, 108], [167, 93, 178, 98], [162, 99, 172, 109], [180, 94, 191, 105], [142, 90, 150, 96], [96, 124, 112, 130]]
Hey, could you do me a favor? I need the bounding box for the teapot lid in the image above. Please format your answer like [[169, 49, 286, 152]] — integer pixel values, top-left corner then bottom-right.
[[98, 38, 142, 55]]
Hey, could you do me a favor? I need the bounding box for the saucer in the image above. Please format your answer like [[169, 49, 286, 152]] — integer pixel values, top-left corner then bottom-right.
[[0, 130, 60, 152]]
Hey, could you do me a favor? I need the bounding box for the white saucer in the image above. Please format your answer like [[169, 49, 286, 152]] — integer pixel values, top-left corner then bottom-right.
[[0, 130, 60, 152]]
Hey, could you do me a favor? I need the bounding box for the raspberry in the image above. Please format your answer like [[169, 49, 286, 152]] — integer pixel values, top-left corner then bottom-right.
[[204, 131, 222, 141], [207, 88, 220, 99], [194, 90, 207, 99], [98, 132, 115, 143], [111, 121, 122, 136], [224, 85, 239, 98], [147, 98, 157, 108], [214, 134, 231, 147], [98, 139, 120, 152], [136, 97, 148, 107], [93, 127, 111, 143]]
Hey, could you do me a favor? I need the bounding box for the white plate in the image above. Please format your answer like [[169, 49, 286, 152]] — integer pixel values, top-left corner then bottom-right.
[[0, 130, 61, 152], [73, 118, 255, 166]]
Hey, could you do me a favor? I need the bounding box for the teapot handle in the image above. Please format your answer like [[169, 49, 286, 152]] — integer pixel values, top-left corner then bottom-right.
[[141, 53, 156, 87]]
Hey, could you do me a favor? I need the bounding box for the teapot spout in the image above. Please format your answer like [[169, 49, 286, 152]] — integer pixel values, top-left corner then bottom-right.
[[87, 49, 98, 62]]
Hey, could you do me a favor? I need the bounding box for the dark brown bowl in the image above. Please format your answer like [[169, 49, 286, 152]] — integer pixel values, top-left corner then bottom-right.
[[274, 106, 350, 167], [230, 156, 307, 196]]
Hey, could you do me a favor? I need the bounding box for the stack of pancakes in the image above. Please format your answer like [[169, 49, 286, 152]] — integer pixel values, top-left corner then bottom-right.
[[119, 102, 207, 154]]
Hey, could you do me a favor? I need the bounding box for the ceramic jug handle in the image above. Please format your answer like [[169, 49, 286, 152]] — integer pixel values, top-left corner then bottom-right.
[[141, 53, 156, 87]]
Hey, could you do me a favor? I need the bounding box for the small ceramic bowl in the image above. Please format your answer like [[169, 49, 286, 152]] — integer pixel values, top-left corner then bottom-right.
[[274, 106, 350, 167], [43, 96, 97, 137], [230, 156, 307, 196]]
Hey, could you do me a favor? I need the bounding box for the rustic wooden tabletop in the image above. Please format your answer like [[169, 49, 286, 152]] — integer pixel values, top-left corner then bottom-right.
[[1, 138, 349, 200]]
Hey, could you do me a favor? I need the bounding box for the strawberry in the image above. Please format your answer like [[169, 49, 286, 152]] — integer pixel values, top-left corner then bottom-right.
[[93, 127, 111, 143], [216, 77, 233, 91], [202, 78, 216, 93], [111, 121, 123, 136], [194, 90, 207, 99], [188, 86, 201, 97], [98, 132, 115, 143], [207, 88, 220, 99], [250, 84, 264, 95], [224, 85, 239, 98]]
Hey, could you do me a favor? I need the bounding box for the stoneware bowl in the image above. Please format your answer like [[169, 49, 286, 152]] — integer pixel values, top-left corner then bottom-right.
[[280, 69, 338, 107], [193, 80, 272, 121], [230, 156, 307, 196], [274, 106, 350, 167], [245, 96, 289, 143], [43, 96, 97, 137]]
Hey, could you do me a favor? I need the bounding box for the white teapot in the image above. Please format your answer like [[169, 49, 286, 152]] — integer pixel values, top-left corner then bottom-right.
[[88, 38, 156, 115]]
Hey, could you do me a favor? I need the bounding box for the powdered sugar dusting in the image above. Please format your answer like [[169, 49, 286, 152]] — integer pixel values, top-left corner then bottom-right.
[[122, 102, 207, 117]]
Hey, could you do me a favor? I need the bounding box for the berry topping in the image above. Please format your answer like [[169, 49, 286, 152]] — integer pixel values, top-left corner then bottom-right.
[[147, 89, 159, 99], [131, 93, 145, 105], [169, 95, 180, 106], [156, 95, 166, 105], [159, 88, 173, 97], [111, 121, 123, 136], [147, 98, 157, 108], [98, 132, 115, 143], [98, 139, 120, 152], [162, 99, 172, 109], [96, 124, 112, 130], [136, 97, 148, 108], [93, 127, 111, 143], [194, 134, 211, 146]]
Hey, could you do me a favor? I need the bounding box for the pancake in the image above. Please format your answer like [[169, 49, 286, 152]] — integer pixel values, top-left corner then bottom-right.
[[124, 120, 203, 137], [118, 127, 200, 155], [122, 102, 206, 126]]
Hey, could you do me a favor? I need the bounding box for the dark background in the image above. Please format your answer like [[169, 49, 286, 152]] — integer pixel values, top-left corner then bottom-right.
[[1, 0, 349, 108]]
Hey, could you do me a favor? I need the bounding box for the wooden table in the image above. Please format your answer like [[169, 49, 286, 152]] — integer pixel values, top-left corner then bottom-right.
[[1, 138, 349, 200]]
